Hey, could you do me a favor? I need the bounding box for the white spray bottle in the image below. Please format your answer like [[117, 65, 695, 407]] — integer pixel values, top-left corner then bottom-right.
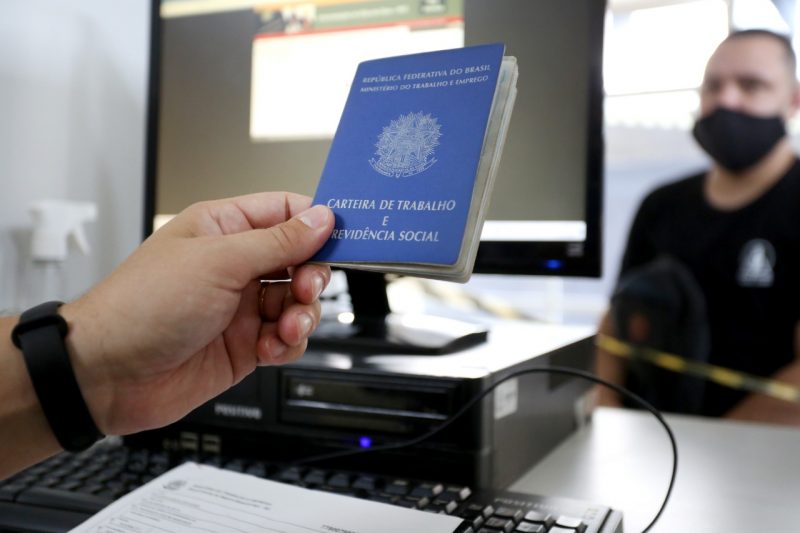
[[23, 200, 98, 308]]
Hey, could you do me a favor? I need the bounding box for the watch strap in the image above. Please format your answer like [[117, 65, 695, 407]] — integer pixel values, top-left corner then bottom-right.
[[12, 301, 103, 452]]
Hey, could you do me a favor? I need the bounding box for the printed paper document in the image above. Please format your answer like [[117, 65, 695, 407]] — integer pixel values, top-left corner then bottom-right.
[[70, 462, 463, 533]]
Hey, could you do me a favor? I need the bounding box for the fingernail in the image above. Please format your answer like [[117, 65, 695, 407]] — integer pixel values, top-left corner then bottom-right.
[[298, 313, 314, 337], [312, 273, 325, 300], [268, 337, 287, 360], [296, 205, 329, 229]]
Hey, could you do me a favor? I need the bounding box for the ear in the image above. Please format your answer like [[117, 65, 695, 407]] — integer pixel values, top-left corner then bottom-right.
[[788, 81, 800, 119]]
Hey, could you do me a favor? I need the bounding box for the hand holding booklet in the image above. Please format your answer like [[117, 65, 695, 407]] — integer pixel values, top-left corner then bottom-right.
[[311, 43, 518, 282]]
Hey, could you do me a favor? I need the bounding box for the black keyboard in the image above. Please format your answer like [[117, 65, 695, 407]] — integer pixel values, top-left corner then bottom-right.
[[0, 441, 623, 533]]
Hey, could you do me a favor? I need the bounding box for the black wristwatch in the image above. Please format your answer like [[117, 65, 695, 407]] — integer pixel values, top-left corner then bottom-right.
[[11, 301, 103, 452]]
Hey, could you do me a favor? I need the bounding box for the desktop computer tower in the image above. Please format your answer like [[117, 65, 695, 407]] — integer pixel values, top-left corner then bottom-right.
[[126, 322, 594, 490]]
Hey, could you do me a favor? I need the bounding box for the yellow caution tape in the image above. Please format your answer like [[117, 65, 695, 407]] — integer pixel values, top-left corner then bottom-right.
[[595, 333, 800, 403]]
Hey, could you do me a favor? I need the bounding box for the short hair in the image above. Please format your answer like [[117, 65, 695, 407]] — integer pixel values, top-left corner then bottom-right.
[[723, 29, 797, 78]]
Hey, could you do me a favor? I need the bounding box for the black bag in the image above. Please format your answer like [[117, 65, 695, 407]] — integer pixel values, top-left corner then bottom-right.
[[611, 255, 710, 414]]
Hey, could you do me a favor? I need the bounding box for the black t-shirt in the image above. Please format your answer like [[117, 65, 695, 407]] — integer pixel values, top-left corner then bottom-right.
[[619, 159, 800, 416]]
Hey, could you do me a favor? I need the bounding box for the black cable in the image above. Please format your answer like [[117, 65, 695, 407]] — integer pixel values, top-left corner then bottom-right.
[[294, 365, 677, 533]]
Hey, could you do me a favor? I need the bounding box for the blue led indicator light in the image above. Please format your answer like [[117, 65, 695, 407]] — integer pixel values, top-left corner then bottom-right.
[[359, 436, 372, 449], [545, 259, 563, 270]]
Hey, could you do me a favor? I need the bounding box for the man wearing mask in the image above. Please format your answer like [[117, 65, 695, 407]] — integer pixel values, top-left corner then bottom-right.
[[595, 29, 800, 424]]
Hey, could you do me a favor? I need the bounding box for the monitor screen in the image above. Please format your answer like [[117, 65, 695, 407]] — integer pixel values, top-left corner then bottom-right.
[[145, 0, 604, 278]]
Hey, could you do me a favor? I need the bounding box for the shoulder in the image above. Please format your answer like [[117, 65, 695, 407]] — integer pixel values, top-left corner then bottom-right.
[[780, 158, 800, 188], [752, 158, 800, 205], [636, 171, 705, 215]]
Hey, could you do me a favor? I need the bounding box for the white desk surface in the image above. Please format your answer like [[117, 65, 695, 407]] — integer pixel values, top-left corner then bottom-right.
[[511, 407, 800, 533]]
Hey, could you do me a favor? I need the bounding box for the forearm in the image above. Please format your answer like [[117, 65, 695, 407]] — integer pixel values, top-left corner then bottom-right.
[[593, 312, 625, 408], [0, 316, 60, 480], [725, 360, 800, 426]]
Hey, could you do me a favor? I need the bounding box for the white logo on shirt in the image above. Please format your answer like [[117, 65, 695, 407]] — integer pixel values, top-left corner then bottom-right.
[[737, 239, 775, 287]]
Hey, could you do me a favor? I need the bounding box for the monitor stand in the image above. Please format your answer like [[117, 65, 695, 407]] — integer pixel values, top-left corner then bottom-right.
[[309, 270, 488, 355]]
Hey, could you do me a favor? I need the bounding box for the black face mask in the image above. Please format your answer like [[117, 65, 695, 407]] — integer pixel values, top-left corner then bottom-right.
[[692, 107, 786, 172]]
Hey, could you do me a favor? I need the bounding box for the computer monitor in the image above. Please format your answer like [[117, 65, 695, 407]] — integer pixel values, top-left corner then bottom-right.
[[144, 0, 605, 353]]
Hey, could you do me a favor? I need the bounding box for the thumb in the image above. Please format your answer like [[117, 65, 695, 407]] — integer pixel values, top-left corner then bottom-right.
[[224, 204, 334, 281]]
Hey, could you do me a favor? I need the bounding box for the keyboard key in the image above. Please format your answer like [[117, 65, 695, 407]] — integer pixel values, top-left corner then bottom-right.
[[550, 528, 581, 533], [201, 456, 222, 467], [95, 488, 124, 499], [68, 470, 94, 482], [514, 523, 545, 533], [76, 484, 103, 495], [384, 479, 411, 496], [523, 510, 552, 525], [277, 467, 304, 482], [409, 482, 444, 499], [7, 474, 38, 487], [427, 500, 459, 514], [460, 502, 487, 518], [555, 516, 586, 530], [459, 503, 489, 528], [469, 516, 485, 529], [316, 485, 356, 498], [120, 471, 140, 483], [327, 473, 351, 488], [439, 486, 472, 502], [105, 480, 127, 492], [130, 450, 149, 461], [83, 463, 104, 475], [25, 465, 49, 477], [150, 451, 170, 464], [245, 463, 268, 478], [403, 495, 430, 509], [50, 467, 75, 479], [303, 469, 328, 485], [42, 456, 66, 467], [485, 517, 514, 532], [54, 480, 82, 492], [493, 506, 524, 523], [394, 499, 418, 509], [366, 493, 395, 504], [222, 460, 245, 472], [16, 487, 114, 513], [38, 476, 61, 488], [352, 475, 378, 491], [0, 484, 26, 502], [95, 469, 122, 483], [127, 461, 148, 473]]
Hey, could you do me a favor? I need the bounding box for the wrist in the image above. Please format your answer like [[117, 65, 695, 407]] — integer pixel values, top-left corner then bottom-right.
[[58, 300, 115, 436], [0, 316, 60, 476], [8, 302, 104, 452]]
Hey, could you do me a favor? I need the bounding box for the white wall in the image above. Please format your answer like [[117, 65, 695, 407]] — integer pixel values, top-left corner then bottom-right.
[[0, 1, 150, 312]]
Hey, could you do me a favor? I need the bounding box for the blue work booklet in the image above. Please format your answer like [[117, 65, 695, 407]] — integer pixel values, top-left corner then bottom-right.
[[311, 43, 518, 282]]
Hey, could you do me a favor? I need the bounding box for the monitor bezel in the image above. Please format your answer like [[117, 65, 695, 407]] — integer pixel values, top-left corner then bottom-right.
[[469, 0, 605, 278]]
